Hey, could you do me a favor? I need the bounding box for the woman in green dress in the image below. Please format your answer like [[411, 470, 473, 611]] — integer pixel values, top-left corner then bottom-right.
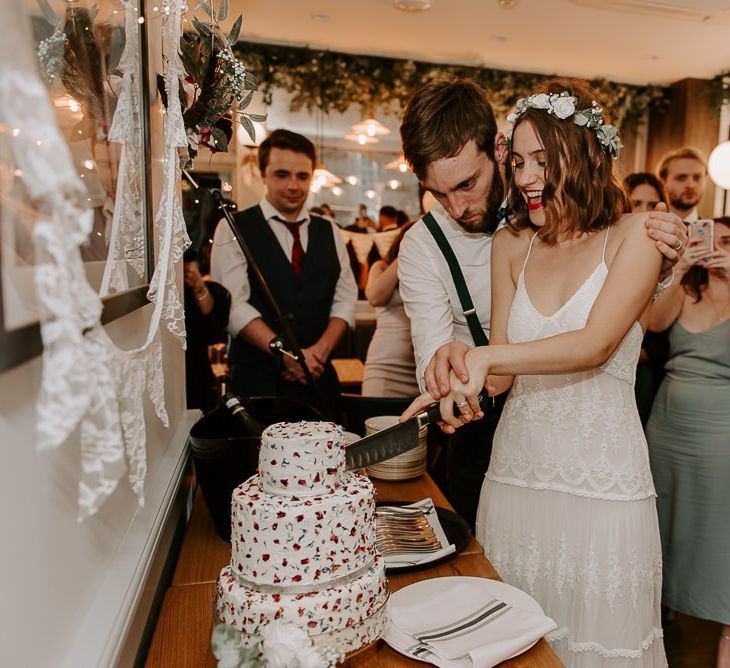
[[647, 217, 730, 667]]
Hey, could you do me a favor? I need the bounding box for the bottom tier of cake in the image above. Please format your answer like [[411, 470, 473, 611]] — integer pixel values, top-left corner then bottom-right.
[[216, 555, 388, 643], [311, 591, 390, 657]]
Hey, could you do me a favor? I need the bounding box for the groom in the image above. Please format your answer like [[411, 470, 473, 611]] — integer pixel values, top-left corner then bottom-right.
[[397, 78, 687, 528]]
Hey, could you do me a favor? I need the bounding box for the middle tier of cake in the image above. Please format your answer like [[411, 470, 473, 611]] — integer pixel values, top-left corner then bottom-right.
[[230, 473, 376, 587]]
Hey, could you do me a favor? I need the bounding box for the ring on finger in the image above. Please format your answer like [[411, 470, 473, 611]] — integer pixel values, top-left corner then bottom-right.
[[457, 400, 469, 409], [673, 238, 683, 252]]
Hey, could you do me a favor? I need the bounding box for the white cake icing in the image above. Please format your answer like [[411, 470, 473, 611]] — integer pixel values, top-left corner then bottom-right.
[[215, 421, 389, 653], [259, 421, 344, 497], [230, 475, 376, 587]]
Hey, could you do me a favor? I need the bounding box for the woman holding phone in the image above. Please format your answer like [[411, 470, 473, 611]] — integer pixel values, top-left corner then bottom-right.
[[646, 217, 730, 667]]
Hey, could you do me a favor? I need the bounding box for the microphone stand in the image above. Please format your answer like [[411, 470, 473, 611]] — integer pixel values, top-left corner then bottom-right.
[[190, 179, 328, 416]]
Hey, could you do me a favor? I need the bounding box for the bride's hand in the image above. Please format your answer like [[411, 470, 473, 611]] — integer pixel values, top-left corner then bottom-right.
[[400, 348, 490, 432]]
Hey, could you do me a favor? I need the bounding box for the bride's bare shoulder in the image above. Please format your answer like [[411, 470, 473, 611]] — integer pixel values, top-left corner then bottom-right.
[[606, 212, 656, 266], [493, 225, 533, 258], [613, 211, 650, 241]]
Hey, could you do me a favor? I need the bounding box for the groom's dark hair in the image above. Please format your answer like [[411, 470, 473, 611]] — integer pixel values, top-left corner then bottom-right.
[[400, 78, 499, 181]]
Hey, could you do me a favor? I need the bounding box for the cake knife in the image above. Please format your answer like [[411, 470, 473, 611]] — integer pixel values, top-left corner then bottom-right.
[[344, 393, 488, 471]]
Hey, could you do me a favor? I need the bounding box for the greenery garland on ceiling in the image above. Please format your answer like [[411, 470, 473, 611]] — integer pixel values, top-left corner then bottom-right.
[[234, 40, 667, 129]]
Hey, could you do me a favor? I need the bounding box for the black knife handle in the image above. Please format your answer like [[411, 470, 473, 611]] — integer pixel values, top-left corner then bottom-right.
[[422, 391, 489, 424]]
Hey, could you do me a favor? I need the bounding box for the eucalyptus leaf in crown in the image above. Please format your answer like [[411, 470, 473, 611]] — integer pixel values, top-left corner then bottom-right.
[[507, 92, 623, 158], [161, 0, 266, 167]]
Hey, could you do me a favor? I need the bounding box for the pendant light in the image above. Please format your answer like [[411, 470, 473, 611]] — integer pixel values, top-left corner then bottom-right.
[[350, 117, 391, 138], [347, 116, 390, 145], [385, 153, 410, 173], [344, 132, 379, 145]]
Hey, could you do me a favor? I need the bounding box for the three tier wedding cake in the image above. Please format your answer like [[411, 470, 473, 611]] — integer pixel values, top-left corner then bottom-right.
[[215, 421, 389, 653]]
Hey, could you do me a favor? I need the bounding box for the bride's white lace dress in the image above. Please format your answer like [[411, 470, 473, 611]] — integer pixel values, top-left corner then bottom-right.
[[476, 232, 667, 666]]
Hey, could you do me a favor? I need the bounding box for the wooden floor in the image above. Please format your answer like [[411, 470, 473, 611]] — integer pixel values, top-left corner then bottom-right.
[[665, 611, 723, 667]]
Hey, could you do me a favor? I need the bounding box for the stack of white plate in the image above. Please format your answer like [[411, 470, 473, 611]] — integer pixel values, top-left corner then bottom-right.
[[363, 416, 427, 481], [342, 431, 363, 446]]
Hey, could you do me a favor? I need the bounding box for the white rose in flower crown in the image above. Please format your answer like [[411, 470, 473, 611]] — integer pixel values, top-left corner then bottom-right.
[[551, 96, 577, 119], [261, 622, 314, 668], [529, 93, 551, 109]]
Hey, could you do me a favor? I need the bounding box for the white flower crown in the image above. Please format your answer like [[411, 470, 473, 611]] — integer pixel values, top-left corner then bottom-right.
[[506, 91, 623, 158]]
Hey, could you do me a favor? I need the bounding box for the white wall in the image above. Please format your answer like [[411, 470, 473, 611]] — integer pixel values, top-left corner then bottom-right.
[[0, 304, 196, 667], [0, 10, 197, 665]]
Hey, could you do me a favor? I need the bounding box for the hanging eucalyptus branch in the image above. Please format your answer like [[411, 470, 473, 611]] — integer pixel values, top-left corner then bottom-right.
[[234, 41, 668, 129], [161, 1, 265, 165]]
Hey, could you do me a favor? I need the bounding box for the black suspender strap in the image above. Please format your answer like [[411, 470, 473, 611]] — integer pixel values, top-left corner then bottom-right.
[[422, 212, 489, 347]]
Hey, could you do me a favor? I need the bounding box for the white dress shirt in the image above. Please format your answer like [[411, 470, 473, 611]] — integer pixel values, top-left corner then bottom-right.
[[210, 198, 357, 338], [683, 208, 699, 223], [398, 203, 493, 391]]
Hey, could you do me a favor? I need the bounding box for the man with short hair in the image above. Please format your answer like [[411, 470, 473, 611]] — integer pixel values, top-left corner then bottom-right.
[[378, 205, 399, 232], [211, 129, 357, 417], [398, 78, 688, 528], [657, 146, 708, 221]]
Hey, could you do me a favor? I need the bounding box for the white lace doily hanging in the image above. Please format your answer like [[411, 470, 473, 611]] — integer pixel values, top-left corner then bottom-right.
[[99, 0, 146, 297], [1, 0, 188, 520]]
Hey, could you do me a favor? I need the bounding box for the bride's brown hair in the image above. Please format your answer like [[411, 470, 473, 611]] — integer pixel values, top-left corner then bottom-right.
[[506, 79, 630, 244]]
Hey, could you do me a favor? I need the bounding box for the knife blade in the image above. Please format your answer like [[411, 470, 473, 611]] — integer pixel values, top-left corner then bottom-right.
[[344, 393, 488, 471]]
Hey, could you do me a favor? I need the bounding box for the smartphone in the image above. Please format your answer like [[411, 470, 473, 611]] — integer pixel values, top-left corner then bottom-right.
[[688, 219, 714, 256]]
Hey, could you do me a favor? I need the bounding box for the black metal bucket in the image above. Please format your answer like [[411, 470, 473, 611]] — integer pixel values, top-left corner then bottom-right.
[[188, 396, 326, 541]]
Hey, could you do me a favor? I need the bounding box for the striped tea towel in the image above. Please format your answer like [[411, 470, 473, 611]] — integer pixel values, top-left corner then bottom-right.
[[390, 582, 556, 668]]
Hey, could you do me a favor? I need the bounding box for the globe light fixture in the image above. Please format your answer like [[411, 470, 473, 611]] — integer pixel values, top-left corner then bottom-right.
[[708, 141, 730, 190]]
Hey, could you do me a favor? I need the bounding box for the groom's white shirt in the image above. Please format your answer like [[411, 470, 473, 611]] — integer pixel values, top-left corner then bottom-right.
[[398, 202, 494, 392]]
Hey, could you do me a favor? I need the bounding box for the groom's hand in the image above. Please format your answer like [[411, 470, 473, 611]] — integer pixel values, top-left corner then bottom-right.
[[424, 340, 472, 399], [646, 203, 688, 280]]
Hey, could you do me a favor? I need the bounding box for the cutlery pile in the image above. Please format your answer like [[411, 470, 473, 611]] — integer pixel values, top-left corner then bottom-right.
[[375, 504, 443, 555]]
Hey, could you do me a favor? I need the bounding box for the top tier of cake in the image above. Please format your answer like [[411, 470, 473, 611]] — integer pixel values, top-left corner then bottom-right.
[[259, 421, 345, 497]]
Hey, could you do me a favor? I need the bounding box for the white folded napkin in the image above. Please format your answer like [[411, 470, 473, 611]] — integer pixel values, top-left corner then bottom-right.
[[390, 582, 557, 668], [380, 498, 456, 569]]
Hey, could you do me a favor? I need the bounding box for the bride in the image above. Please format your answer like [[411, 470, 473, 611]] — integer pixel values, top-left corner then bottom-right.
[[403, 80, 667, 666]]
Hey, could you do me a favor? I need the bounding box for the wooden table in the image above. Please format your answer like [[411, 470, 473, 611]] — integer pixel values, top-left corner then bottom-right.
[[146, 475, 561, 667], [331, 358, 366, 388]]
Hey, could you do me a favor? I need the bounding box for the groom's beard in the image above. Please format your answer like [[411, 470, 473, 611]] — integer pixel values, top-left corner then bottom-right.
[[456, 176, 505, 235]]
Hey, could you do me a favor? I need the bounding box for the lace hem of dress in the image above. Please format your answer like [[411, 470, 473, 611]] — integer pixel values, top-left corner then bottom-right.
[[549, 626, 665, 659], [485, 474, 657, 502]]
